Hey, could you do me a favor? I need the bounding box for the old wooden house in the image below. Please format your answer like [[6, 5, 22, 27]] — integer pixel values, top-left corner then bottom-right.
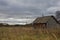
[[32, 16, 59, 29]]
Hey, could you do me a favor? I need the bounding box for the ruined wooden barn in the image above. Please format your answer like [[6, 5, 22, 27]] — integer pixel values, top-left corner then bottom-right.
[[32, 16, 59, 29]]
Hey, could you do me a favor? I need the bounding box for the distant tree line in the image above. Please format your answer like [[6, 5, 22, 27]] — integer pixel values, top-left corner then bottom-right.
[[0, 23, 32, 27]]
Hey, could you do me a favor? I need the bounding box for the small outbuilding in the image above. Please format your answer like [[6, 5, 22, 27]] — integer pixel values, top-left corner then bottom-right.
[[32, 16, 59, 29]]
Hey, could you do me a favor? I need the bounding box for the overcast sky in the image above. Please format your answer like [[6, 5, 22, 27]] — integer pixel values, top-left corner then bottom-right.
[[0, 0, 60, 19]]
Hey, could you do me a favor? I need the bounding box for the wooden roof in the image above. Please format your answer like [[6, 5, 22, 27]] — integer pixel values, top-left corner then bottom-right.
[[33, 16, 58, 23]]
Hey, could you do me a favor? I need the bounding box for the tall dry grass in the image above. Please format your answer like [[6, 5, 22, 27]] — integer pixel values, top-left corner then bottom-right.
[[0, 27, 60, 40]]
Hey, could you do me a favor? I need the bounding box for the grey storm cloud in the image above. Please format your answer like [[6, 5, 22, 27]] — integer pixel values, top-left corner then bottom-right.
[[0, 0, 60, 18]]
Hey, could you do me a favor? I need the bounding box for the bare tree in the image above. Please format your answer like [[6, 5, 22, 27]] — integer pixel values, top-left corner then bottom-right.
[[56, 11, 60, 20]]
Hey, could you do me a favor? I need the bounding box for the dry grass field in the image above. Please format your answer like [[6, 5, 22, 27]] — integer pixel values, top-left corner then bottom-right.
[[0, 26, 60, 40]]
